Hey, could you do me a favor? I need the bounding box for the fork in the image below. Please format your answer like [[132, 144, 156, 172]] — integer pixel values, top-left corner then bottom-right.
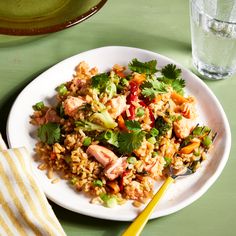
[[121, 167, 194, 236]]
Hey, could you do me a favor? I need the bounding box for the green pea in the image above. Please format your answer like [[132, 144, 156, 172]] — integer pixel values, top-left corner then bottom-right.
[[127, 156, 137, 164], [83, 137, 92, 146]]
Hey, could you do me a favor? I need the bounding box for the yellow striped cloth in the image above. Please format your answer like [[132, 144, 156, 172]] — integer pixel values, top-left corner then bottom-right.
[[0, 134, 66, 236]]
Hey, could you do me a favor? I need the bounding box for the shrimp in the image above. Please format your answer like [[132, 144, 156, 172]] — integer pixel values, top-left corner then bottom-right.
[[86, 145, 127, 180], [63, 96, 85, 117]]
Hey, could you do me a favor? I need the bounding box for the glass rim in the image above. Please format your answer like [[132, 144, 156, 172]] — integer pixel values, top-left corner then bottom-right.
[[191, 0, 236, 25]]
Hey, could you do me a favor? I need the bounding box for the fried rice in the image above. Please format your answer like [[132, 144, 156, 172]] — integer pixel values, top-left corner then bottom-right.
[[30, 59, 215, 207]]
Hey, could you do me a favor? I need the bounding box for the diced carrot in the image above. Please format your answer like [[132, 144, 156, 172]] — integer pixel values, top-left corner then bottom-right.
[[130, 73, 146, 85], [50, 152, 57, 160], [152, 94, 162, 104], [116, 70, 126, 78], [179, 142, 200, 154], [117, 115, 127, 130], [107, 181, 120, 194], [171, 92, 188, 105]]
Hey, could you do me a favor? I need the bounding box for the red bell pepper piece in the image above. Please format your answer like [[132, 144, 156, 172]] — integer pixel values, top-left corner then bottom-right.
[[126, 81, 139, 120]]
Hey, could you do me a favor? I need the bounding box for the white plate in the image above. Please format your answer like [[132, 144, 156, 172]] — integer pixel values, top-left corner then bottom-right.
[[6, 46, 231, 221]]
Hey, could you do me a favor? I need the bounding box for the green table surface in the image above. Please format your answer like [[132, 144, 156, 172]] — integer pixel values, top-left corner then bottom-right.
[[0, 0, 235, 235]]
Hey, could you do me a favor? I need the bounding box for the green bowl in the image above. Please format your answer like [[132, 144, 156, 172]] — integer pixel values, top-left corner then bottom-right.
[[0, 0, 107, 36]]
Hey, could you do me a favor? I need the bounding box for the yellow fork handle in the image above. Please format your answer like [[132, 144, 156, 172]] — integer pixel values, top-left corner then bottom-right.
[[122, 176, 174, 236]]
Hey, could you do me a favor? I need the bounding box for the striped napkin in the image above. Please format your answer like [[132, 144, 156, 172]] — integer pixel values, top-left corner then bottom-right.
[[0, 134, 66, 236]]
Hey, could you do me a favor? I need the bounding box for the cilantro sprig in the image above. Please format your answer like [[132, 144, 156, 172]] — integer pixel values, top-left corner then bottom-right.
[[128, 58, 157, 75], [141, 77, 168, 100], [118, 131, 145, 154], [124, 120, 141, 131], [37, 122, 61, 145], [160, 64, 185, 95]]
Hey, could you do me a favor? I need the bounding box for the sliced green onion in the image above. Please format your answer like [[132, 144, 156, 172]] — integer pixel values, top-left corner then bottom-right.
[[136, 107, 145, 117], [202, 135, 212, 148], [104, 130, 112, 140], [147, 137, 156, 144], [120, 78, 129, 86], [93, 179, 103, 187], [33, 101, 45, 111], [106, 197, 117, 208], [150, 128, 159, 137], [192, 127, 202, 136], [164, 157, 172, 167], [100, 193, 118, 207], [56, 84, 68, 95], [83, 137, 92, 146], [127, 156, 137, 164], [152, 152, 158, 158]]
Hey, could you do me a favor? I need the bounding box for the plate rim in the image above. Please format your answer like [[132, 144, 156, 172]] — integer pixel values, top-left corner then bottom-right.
[[0, 0, 107, 36], [6, 46, 232, 221]]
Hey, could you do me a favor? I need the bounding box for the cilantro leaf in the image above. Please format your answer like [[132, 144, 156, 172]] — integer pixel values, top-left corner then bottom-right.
[[37, 122, 61, 145], [125, 120, 141, 131], [171, 78, 185, 95], [128, 59, 157, 75], [141, 77, 168, 99], [118, 131, 145, 154], [161, 64, 181, 79], [160, 64, 185, 95], [91, 73, 110, 92]]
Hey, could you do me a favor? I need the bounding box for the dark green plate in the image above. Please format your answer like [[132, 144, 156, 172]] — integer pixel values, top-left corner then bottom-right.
[[0, 0, 107, 36]]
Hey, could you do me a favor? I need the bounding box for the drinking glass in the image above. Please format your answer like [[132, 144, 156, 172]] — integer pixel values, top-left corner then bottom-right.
[[190, 0, 236, 80]]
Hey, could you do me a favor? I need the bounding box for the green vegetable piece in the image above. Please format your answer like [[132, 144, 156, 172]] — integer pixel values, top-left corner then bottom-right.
[[33, 101, 45, 111], [152, 152, 158, 158], [120, 78, 129, 86], [136, 107, 145, 117], [102, 130, 119, 147], [141, 77, 168, 100], [106, 196, 117, 208], [128, 58, 158, 74], [118, 131, 146, 154], [90, 110, 117, 129], [83, 137, 92, 146], [159, 64, 185, 95], [37, 122, 61, 145], [147, 137, 156, 144], [127, 156, 137, 164], [125, 120, 141, 131], [70, 177, 78, 185], [164, 157, 172, 167], [105, 82, 117, 100], [155, 117, 172, 137], [192, 126, 202, 136], [56, 103, 65, 118], [75, 120, 106, 132], [202, 135, 212, 148], [100, 193, 117, 207], [161, 64, 181, 80], [93, 179, 103, 187], [150, 128, 159, 137], [56, 84, 68, 95], [91, 73, 110, 91]]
